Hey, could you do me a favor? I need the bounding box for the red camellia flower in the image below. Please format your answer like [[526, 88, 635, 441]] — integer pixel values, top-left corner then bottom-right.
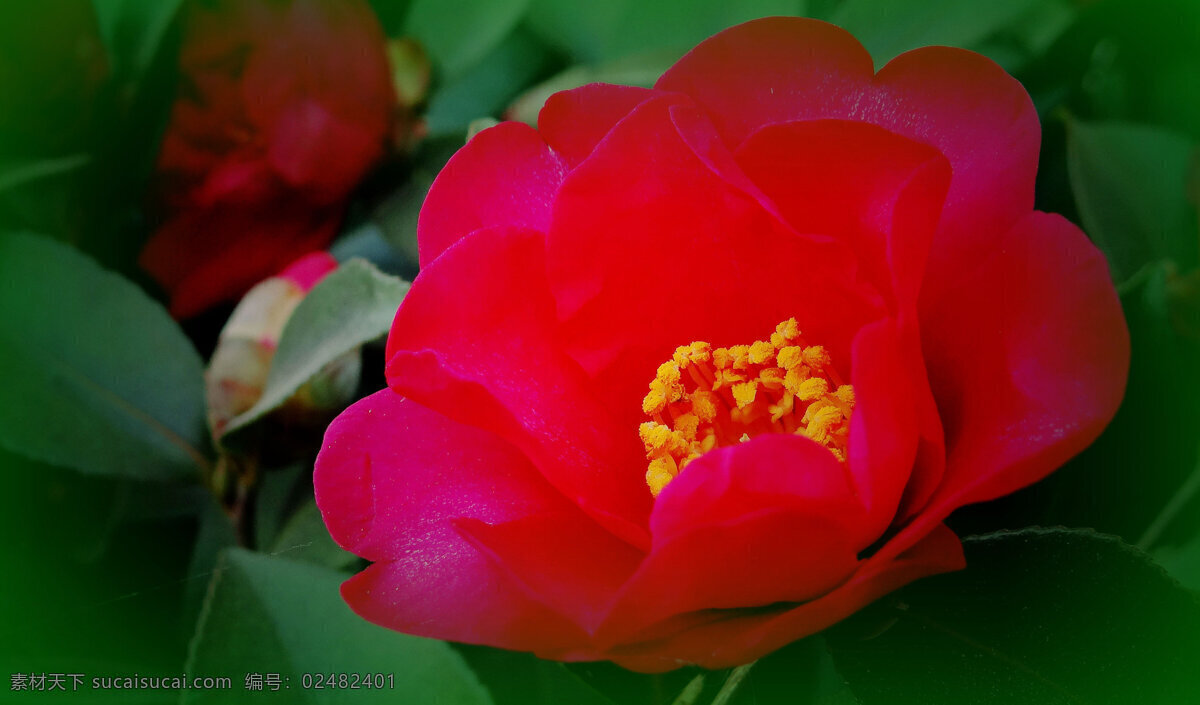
[[315, 18, 1129, 671], [140, 0, 393, 318]]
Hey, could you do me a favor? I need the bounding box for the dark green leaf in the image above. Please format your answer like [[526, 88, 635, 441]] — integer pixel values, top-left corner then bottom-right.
[[404, 0, 531, 78], [254, 464, 307, 551], [0, 449, 200, 674], [1157, 533, 1200, 593], [1022, 0, 1200, 140], [373, 170, 435, 262], [119, 480, 212, 523], [92, 0, 183, 80], [271, 500, 357, 570], [0, 449, 123, 565], [566, 660, 698, 705], [184, 498, 237, 627], [222, 259, 409, 437], [826, 528, 1200, 704], [0, 232, 209, 481], [527, 0, 806, 63], [830, 0, 1041, 67], [1066, 119, 1198, 284], [329, 224, 409, 276], [722, 638, 858, 705], [454, 645, 617, 705], [185, 548, 492, 704]]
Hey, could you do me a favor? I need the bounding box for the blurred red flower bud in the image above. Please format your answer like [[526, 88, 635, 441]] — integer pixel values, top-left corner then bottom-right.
[[140, 0, 394, 318]]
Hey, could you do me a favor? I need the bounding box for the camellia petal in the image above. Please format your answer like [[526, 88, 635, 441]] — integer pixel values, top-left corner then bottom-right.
[[733, 119, 949, 310], [734, 120, 952, 520], [386, 226, 652, 548], [594, 434, 869, 645], [655, 18, 874, 145], [545, 94, 883, 424], [417, 122, 566, 267], [537, 83, 657, 168], [658, 17, 1040, 262], [843, 318, 922, 537], [316, 390, 599, 651], [913, 211, 1130, 520], [597, 523, 965, 672]]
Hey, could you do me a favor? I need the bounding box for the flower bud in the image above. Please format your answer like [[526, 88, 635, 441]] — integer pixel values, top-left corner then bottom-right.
[[206, 252, 360, 442], [387, 37, 431, 152]]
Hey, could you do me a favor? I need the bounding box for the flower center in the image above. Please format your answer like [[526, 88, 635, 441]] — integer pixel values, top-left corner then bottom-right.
[[639, 318, 855, 497]]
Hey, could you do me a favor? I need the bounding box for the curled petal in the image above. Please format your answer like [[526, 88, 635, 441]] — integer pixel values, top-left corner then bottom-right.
[[915, 212, 1130, 519], [315, 390, 599, 651], [341, 547, 588, 654], [537, 83, 658, 168], [596, 434, 868, 645], [734, 119, 949, 310], [418, 122, 565, 267], [659, 17, 1040, 259]]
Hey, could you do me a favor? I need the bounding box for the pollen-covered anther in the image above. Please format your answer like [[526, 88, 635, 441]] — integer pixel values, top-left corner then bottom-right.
[[748, 340, 775, 365], [639, 318, 855, 497], [731, 381, 758, 409]]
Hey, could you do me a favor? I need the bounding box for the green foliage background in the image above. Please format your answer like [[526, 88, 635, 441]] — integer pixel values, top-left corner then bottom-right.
[[1, 0, 1198, 703]]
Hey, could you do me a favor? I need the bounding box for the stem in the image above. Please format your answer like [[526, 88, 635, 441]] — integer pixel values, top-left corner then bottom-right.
[[710, 662, 755, 705], [668, 675, 705, 705], [1138, 445, 1200, 550]]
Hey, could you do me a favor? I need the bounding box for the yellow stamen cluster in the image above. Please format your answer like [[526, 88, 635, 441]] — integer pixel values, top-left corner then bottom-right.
[[640, 318, 855, 497]]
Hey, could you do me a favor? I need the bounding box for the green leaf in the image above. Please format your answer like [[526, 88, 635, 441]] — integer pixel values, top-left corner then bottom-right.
[[830, 0, 1041, 67], [367, 0, 413, 36], [0, 154, 90, 196], [328, 224, 409, 275], [1066, 119, 1199, 285], [0, 232, 209, 481], [527, 0, 806, 63], [185, 548, 492, 704], [271, 500, 357, 570], [965, 0, 1076, 74], [404, 0, 531, 78], [222, 259, 409, 437], [825, 528, 1200, 704], [424, 28, 558, 137], [371, 136, 462, 260], [92, 0, 183, 80]]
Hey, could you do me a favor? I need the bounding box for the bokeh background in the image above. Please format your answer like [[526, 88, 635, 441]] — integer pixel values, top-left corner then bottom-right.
[[2, 0, 1198, 703]]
